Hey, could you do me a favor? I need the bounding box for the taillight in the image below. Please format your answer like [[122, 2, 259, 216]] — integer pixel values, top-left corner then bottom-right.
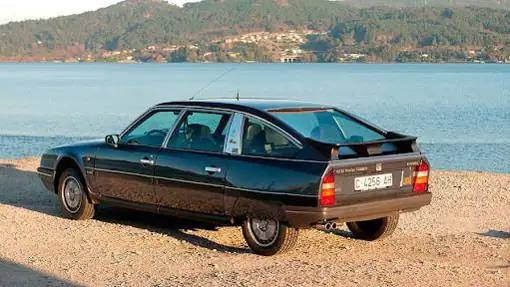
[[320, 169, 336, 206], [413, 161, 430, 193]]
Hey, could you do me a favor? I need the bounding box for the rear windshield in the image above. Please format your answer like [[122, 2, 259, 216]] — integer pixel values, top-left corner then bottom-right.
[[272, 109, 386, 144]]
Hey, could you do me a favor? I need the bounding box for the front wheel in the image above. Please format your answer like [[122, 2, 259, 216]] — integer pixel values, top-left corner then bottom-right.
[[242, 218, 299, 256], [346, 214, 399, 241], [57, 168, 95, 220]]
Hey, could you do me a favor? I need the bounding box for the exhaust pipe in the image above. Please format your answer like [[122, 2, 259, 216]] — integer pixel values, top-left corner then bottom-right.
[[318, 222, 337, 231]]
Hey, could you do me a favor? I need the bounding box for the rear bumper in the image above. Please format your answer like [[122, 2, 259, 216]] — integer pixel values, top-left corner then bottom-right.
[[285, 192, 432, 227]]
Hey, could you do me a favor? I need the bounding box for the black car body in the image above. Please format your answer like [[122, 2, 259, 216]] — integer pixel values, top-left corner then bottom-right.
[[38, 99, 432, 255]]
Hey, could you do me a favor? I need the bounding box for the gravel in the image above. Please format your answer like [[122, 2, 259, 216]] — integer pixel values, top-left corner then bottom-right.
[[0, 158, 508, 287]]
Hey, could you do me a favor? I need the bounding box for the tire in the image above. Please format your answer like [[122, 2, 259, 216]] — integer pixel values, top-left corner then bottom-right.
[[346, 214, 399, 241], [242, 218, 299, 256], [57, 168, 95, 220]]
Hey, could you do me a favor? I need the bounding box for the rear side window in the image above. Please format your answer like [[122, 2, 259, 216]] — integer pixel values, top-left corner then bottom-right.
[[273, 109, 385, 144], [121, 110, 181, 147], [242, 117, 300, 158], [168, 111, 231, 153]]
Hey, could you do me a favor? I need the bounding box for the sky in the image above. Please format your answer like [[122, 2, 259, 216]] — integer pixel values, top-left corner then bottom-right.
[[0, 0, 199, 24]]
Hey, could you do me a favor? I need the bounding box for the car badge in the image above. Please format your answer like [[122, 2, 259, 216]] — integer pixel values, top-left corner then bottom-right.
[[376, 163, 383, 172]]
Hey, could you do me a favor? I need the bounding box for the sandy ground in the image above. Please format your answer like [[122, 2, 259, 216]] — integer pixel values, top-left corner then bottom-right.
[[0, 158, 508, 287]]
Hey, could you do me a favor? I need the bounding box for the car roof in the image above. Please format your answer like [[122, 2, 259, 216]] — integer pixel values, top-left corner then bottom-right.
[[156, 98, 332, 113]]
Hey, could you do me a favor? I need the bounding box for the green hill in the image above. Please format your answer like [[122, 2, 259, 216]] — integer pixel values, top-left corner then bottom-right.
[[344, 0, 510, 9], [0, 0, 508, 63]]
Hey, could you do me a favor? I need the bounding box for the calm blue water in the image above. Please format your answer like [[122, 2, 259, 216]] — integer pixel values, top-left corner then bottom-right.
[[0, 63, 508, 173]]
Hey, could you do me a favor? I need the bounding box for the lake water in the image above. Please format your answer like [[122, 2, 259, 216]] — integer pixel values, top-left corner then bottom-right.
[[0, 63, 508, 173]]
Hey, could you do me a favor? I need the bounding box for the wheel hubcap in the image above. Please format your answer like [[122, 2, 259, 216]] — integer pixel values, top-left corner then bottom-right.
[[62, 177, 82, 213], [248, 218, 279, 247]]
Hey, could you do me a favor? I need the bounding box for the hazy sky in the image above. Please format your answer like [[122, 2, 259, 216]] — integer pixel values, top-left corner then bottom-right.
[[0, 0, 199, 24]]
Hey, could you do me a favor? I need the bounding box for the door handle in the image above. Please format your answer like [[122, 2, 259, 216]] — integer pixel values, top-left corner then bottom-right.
[[140, 158, 155, 166], [205, 166, 222, 174]]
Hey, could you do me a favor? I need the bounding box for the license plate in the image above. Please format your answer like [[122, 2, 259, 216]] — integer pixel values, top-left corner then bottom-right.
[[355, 173, 393, 191]]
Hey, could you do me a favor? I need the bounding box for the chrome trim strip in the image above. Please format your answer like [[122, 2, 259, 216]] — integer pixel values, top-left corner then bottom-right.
[[37, 171, 53, 177], [94, 168, 153, 179], [227, 186, 317, 198], [154, 176, 223, 188]]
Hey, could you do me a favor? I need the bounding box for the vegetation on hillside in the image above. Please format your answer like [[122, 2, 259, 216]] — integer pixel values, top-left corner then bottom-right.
[[344, 0, 510, 9], [0, 0, 508, 63]]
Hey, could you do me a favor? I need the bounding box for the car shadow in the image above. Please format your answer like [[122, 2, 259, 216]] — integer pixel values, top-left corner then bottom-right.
[[315, 224, 355, 238], [0, 258, 83, 287], [0, 163, 249, 254], [95, 206, 250, 254], [0, 162, 59, 215], [476, 229, 510, 239], [327, 228, 355, 238]]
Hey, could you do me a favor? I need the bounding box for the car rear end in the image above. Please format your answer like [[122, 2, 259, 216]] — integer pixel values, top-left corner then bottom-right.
[[270, 107, 432, 228], [285, 145, 431, 227], [317, 151, 431, 223]]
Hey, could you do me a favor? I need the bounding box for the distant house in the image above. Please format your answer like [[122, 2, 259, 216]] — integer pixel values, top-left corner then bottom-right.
[[280, 53, 303, 63], [64, 58, 79, 63], [344, 53, 366, 60]]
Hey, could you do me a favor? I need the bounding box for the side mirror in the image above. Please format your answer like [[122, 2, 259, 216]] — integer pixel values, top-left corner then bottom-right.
[[105, 134, 120, 148]]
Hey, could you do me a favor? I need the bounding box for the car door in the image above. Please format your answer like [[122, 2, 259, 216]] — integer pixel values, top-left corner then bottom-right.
[[222, 114, 324, 218], [94, 109, 182, 205], [154, 109, 232, 215]]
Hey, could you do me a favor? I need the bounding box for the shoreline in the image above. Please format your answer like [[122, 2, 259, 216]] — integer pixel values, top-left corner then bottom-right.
[[0, 61, 509, 64]]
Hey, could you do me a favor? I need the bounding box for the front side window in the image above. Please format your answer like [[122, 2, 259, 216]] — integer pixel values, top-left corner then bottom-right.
[[272, 109, 385, 144], [242, 117, 300, 158], [168, 111, 231, 153], [121, 110, 181, 147]]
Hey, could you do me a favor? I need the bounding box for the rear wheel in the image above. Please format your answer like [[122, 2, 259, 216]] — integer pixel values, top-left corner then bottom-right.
[[346, 214, 399, 241], [57, 168, 95, 220], [242, 218, 299, 256]]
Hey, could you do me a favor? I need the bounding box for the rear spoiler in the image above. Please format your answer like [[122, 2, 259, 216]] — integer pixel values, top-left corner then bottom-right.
[[307, 132, 419, 160]]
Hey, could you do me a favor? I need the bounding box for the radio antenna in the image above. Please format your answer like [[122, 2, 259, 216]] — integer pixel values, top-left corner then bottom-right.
[[189, 67, 236, 100], [236, 89, 240, 101]]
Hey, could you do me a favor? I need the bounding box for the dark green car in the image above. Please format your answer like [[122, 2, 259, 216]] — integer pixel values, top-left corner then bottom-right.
[[38, 99, 431, 256]]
